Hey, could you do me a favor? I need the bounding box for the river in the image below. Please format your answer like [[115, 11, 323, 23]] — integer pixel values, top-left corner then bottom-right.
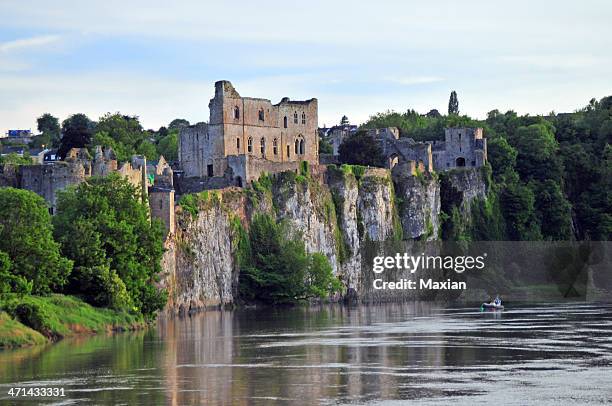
[[1, 302, 611, 405]]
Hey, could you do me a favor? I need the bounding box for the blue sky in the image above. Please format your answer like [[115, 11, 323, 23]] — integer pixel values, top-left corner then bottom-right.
[[0, 0, 611, 132]]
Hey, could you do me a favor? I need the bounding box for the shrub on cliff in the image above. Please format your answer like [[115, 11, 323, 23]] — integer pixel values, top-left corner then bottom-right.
[[53, 174, 166, 317], [0, 188, 72, 295], [238, 214, 341, 304]]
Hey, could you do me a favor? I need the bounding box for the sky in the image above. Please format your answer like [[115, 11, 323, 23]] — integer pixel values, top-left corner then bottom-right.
[[0, 0, 611, 132]]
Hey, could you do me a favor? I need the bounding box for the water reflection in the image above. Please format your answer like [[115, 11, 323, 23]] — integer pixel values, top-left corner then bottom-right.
[[1, 302, 611, 405]]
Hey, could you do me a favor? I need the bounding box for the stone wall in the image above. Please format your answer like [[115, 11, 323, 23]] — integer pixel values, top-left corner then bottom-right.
[[180, 80, 318, 185], [20, 162, 87, 212], [430, 128, 487, 170]]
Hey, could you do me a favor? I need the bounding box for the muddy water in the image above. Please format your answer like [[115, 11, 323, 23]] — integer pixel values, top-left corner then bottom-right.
[[1, 302, 611, 405]]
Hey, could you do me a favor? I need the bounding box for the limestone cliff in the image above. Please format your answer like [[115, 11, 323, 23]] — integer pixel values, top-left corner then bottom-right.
[[161, 166, 487, 312]]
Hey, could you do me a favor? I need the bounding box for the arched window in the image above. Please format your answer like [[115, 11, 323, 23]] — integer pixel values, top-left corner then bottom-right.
[[273, 138, 278, 155], [301, 112, 306, 125], [299, 139, 305, 155], [283, 116, 288, 128], [287, 144, 290, 158], [233, 106, 240, 119], [236, 138, 240, 151], [294, 111, 298, 124], [294, 139, 299, 154], [247, 137, 253, 153], [258, 108, 265, 122], [260, 137, 265, 154]]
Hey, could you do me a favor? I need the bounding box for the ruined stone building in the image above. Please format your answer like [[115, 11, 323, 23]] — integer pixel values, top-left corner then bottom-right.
[[370, 127, 487, 175], [370, 127, 433, 176], [0, 145, 176, 236], [179, 80, 319, 185], [428, 128, 487, 170]]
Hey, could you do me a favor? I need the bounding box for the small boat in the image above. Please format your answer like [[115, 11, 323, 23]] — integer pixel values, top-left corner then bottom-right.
[[481, 303, 504, 311]]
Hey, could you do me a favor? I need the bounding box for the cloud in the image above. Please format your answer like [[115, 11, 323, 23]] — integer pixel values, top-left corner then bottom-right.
[[0, 34, 61, 53], [385, 76, 445, 86]]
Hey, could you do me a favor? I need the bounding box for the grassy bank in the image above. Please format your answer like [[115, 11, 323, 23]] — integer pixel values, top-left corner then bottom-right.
[[0, 294, 145, 348]]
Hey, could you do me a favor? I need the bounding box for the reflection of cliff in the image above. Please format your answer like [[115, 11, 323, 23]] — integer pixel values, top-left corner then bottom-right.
[[161, 167, 488, 312]]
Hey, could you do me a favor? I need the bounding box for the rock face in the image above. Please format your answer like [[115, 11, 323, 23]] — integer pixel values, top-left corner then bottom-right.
[[161, 167, 487, 312], [394, 173, 441, 241]]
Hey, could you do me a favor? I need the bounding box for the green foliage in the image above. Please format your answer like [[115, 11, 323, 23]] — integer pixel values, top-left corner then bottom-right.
[[532, 180, 573, 240], [512, 123, 562, 182], [0, 152, 32, 165], [338, 130, 384, 167], [53, 174, 166, 317], [487, 135, 517, 183], [178, 190, 221, 218], [238, 214, 341, 304], [0, 311, 47, 347], [92, 113, 159, 162], [168, 118, 190, 131], [500, 182, 542, 240], [156, 130, 178, 161], [361, 109, 480, 142], [0, 251, 31, 294], [37, 113, 61, 147], [0, 294, 144, 343], [448, 90, 459, 115], [319, 138, 333, 154], [58, 113, 95, 158], [0, 188, 72, 295]]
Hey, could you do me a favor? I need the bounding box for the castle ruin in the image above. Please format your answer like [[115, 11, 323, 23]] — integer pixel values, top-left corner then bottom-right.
[[179, 81, 319, 185], [369, 126, 487, 175]]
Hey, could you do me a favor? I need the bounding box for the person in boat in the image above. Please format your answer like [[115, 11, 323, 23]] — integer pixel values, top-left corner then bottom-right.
[[494, 294, 502, 306]]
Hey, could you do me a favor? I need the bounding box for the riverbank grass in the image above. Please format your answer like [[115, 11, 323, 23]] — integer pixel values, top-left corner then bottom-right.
[[0, 311, 47, 347], [0, 294, 145, 348]]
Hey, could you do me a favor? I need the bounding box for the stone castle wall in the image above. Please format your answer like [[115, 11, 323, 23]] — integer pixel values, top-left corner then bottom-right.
[[20, 162, 87, 212], [180, 80, 319, 184], [430, 128, 487, 170]]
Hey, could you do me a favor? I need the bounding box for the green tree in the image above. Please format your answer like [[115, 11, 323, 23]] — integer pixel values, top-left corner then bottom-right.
[[135, 140, 158, 160], [157, 131, 178, 161], [532, 180, 573, 240], [512, 123, 562, 182], [0, 153, 33, 165], [319, 138, 333, 154], [168, 118, 190, 131], [0, 188, 72, 294], [238, 214, 341, 304], [500, 182, 542, 240], [448, 90, 459, 115], [58, 113, 95, 158], [0, 251, 32, 294], [93, 113, 147, 162], [338, 130, 384, 167], [53, 174, 166, 316], [487, 135, 517, 183], [37, 113, 61, 147]]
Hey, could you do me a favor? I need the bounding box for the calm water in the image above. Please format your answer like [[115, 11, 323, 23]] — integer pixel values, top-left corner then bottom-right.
[[1, 302, 611, 405]]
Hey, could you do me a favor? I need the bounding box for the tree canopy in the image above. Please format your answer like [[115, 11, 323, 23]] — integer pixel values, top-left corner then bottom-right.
[[238, 214, 341, 304], [338, 130, 384, 167], [0, 188, 72, 294], [53, 174, 166, 316], [58, 113, 95, 158]]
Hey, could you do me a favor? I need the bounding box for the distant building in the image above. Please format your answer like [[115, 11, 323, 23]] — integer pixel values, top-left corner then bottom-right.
[[7, 129, 32, 138]]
